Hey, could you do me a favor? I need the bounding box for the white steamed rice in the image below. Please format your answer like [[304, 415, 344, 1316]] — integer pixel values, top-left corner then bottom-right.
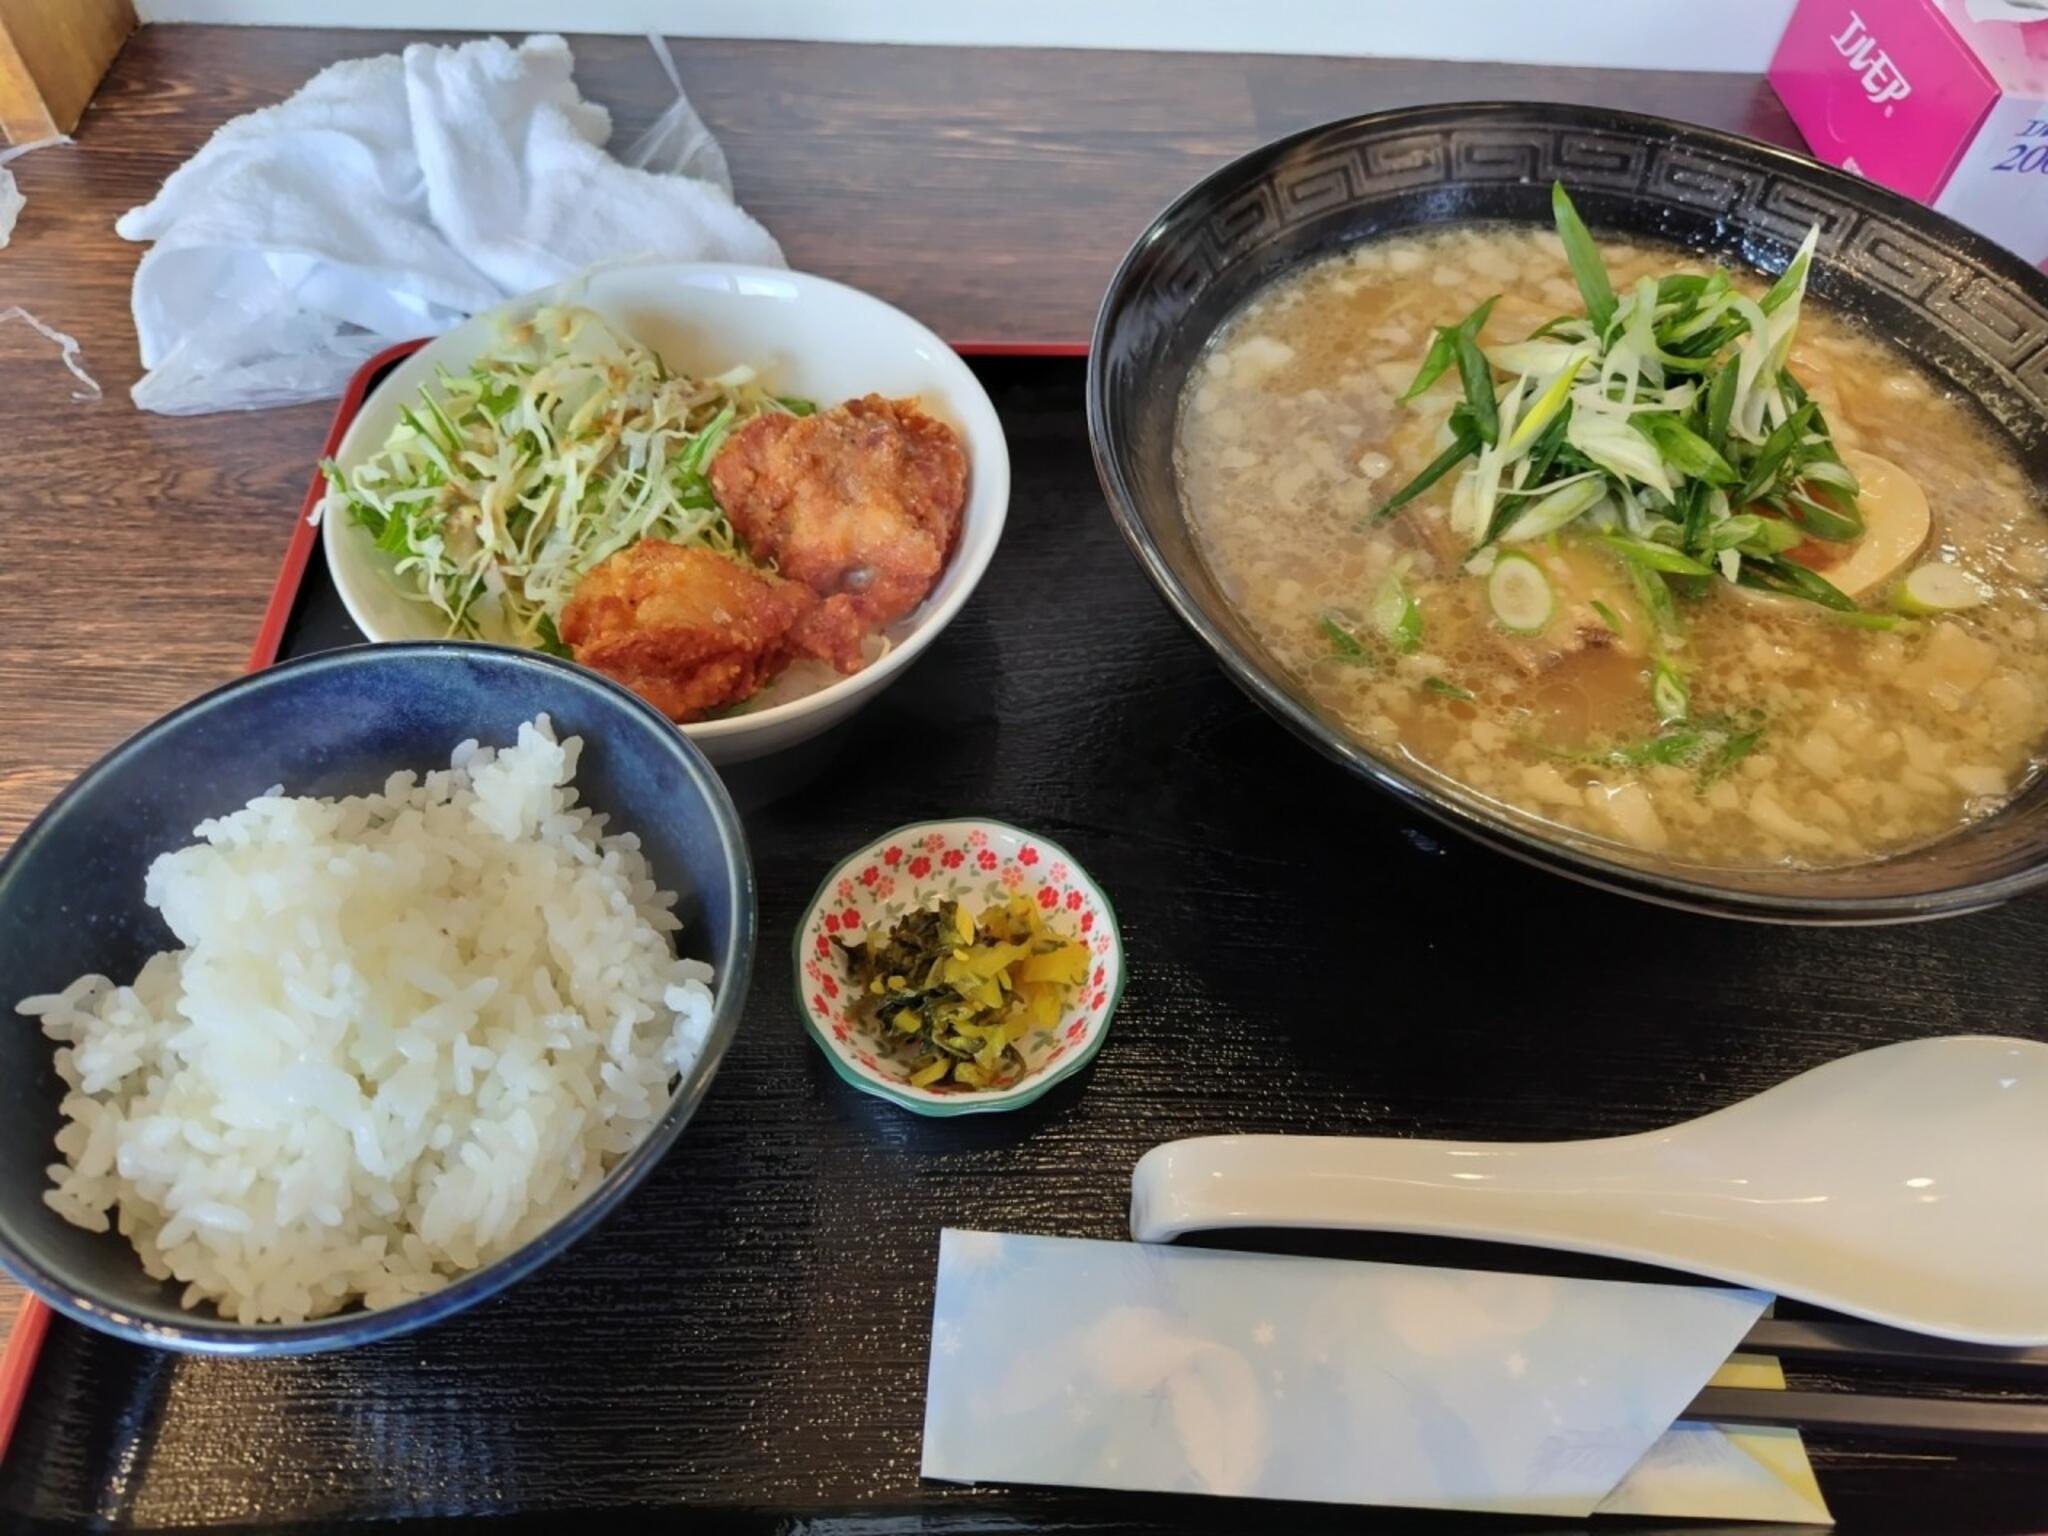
[[18, 716, 715, 1324]]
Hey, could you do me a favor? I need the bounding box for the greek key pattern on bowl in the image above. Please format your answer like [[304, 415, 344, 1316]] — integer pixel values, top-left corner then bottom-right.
[[1162, 117, 2048, 414]]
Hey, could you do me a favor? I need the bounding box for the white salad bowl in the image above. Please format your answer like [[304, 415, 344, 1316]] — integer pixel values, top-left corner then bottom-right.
[[322, 263, 1011, 764]]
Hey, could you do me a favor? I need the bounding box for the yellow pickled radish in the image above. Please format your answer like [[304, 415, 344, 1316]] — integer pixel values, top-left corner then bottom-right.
[[837, 895, 1088, 1094]]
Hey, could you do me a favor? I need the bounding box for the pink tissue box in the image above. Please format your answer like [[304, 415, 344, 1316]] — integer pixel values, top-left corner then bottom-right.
[[1771, 0, 2048, 271]]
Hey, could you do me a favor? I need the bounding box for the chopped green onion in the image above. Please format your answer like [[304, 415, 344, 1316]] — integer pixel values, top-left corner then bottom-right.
[[1735, 401, 1818, 506], [1651, 658, 1689, 724], [1707, 513, 1764, 550], [1454, 330, 1500, 446], [1488, 338, 1584, 377], [1382, 186, 1859, 709], [1402, 296, 1498, 402], [1552, 182, 1617, 336], [1402, 327, 1459, 403], [1704, 360, 1739, 451], [1739, 556, 1858, 612], [1501, 348, 1588, 457], [1737, 517, 1805, 556], [1424, 677, 1476, 702], [1375, 423, 1482, 520], [1759, 224, 1822, 315], [1800, 456, 1858, 495], [1487, 551, 1555, 634], [1782, 487, 1865, 543], [1320, 612, 1374, 663], [1635, 413, 1739, 486], [1593, 533, 1716, 577], [1498, 476, 1605, 544], [1401, 327, 1458, 404], [1699, 725, 1765, 787], [1897, 562, 1991, 614], [1626, 555, 1682, 635], [1371, 575, 1424, 653], [1551, 710, 1767, 791]]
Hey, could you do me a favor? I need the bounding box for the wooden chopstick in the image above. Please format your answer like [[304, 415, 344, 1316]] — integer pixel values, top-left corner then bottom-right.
[[1683, 1386, 2048, 1447], [1739, 1318, 2048, 1376]]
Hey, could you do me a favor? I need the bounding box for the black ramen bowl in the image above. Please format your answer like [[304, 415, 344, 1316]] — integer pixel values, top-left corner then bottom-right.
[[1089, 101, 2048, 924]]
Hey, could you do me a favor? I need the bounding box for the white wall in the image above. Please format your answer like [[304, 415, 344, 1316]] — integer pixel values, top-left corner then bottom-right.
[[131, 0, 1802, 74]]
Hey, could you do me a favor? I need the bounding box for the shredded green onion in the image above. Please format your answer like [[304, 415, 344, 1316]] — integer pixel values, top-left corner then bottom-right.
[[1374, 184, 1859, 620]]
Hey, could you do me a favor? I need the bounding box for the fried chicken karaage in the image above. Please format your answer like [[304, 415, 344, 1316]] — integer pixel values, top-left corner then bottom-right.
[[558, 395, 970, 722], [559, 540, 816, 722], [710, 395, 968, 671]]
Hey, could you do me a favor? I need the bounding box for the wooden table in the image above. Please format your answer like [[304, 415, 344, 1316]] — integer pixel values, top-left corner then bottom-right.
[[15, 25, 1985, 1532], [0, 25, 1797, 854]]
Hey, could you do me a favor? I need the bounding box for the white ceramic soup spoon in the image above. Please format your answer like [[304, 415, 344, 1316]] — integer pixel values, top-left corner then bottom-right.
[[1130, 1036, 2048, 1345]]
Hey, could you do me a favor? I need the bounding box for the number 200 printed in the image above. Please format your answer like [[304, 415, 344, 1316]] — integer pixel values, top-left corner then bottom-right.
[[1994, 120, 2048, 174]]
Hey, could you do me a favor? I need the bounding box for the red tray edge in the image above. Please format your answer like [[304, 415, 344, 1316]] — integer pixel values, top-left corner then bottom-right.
[[248, 339, 428, 674], [0, 333, 1086, 1462], [0, 1299, 50, 1463]]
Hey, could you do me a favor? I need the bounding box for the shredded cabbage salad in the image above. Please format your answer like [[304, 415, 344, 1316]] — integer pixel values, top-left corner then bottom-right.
[[319, 306, 812, 652]]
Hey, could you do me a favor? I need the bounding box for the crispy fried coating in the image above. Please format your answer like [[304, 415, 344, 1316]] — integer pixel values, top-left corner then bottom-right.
[[559, 540, 815, 722], [709, 395, 967, 671], [790, 596, 874, 675]]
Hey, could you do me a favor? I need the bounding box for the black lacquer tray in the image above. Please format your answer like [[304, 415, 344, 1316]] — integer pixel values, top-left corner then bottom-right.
[[4, 354, 2046, 1535]]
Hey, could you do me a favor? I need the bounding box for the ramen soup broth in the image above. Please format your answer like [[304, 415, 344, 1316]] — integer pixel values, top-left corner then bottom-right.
[[1177, 226, 2048, 868]]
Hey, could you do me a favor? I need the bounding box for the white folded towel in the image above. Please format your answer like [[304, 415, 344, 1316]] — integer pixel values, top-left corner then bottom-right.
[[116, 34, 784, 415]]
